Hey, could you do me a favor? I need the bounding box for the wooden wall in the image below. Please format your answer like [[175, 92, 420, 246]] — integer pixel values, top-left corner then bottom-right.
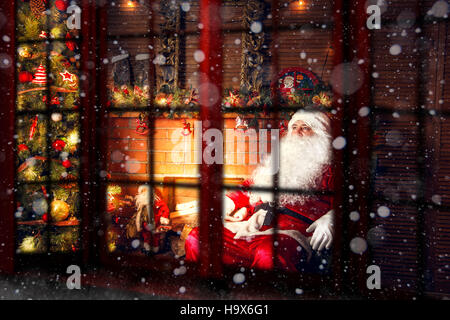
[[369, 0, 450, 296]]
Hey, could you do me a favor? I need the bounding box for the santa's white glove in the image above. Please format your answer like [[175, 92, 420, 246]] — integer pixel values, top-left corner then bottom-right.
[[306, 210, 334, 251], [160, 217, 170, 225]]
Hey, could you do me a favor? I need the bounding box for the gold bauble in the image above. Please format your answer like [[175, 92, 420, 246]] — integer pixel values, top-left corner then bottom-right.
[[50, 26, 63, 39], [18, 46, 31, 58], [50, 200, 70, 222]]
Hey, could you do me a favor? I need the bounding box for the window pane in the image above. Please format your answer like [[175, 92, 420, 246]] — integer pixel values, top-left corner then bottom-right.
[[372, 113, 420, 202], [16, 114, 48, 183], [106, 112, 150, 181], [16, 42, 48, 112], [368, 203, 419, 291], [104, 183, 198, 258], [106, 40, 150, 109]]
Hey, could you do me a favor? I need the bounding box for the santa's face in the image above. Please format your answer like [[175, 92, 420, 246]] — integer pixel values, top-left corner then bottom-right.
[[250, 115, 331, 206], [290, 120, 314, 138]]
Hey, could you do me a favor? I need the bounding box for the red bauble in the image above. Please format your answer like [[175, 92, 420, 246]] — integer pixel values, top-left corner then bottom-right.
[[17, 144, 29, 152], [55, 0, 68, 11], [65, 32, 76, 51], [62, 159, 72, 168], [52, 139, 66, 151], [19, 71, 33, 83], [42, 213, 48, 223]]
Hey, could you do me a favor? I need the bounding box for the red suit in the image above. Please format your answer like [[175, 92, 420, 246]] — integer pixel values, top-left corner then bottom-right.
[[185, 166, 333, 272], [141, 198, 170, 249]]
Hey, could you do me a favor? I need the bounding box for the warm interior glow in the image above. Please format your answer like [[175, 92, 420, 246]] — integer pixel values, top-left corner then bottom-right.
[[293, 0, 306, 10], [127, 0, 136, 7]]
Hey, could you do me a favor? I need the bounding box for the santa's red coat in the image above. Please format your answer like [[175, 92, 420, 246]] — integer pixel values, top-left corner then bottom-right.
[[185, 166, 334, 272], [142, 198, 170, 247]]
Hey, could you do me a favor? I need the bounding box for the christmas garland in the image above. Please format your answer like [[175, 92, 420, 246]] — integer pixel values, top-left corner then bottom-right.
[[108, 84, 333, 117]]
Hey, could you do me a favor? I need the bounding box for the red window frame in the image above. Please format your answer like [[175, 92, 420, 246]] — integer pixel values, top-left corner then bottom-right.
[[0, 0, 376, 296]]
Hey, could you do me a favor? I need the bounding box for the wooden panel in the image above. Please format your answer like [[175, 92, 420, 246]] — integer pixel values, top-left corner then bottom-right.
[[371, 25, 420, 110], [107, 1, 151, 36], [369, 204, 420, 291], [372, 114, 420, 202], [429, 115, 450, 293]]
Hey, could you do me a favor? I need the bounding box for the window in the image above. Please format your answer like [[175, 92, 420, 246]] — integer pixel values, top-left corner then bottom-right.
[[14, 1, 83, 257], [96, 0, 343, 288], [1, 0, 449, 298]]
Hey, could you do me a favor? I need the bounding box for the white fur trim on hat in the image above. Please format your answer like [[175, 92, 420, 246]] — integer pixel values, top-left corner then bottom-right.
[[111, 53, 129, 63], [288, 109, 330, 136], [135, 53, 150, 61]]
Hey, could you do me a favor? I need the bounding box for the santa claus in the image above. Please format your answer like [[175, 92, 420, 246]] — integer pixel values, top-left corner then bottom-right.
[[185, 109, 335, 272]]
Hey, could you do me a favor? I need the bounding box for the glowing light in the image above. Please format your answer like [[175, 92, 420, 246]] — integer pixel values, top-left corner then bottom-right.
[[157, 98, 167, 106], [127, 0, 136, 7], [67, 131, 79, 146], [294, 0, 306, 10]]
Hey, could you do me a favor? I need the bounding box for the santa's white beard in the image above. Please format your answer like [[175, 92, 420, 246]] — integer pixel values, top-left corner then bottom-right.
[[250, 132, 331, 206]]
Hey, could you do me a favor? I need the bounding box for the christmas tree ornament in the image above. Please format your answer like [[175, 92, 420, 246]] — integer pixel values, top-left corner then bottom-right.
[[183, 89, 198, 105], [32, 197, 48, 216], [17, 144, 29, 152], [51, 96, 61, 105], [29, 115, 38, 141], [61, 159, 72, 168], [19, 71, 33, 83], [181, 119, 192, 136], [65, 32, 76, 51], [51, 112, 62, 122], [50, 199, 70, 222], [122, 85, 130, 95], [67, 131, 79, 146], [55, 0, 68, 12], [39, 31, 49, 39], [18, 46, 31, 59], [235, 116, 249, 130], [135, 114, 149, 135], [31, 64, 47, 85], [224, 90, 243, 107], [50, 26, 64, 39], [19, 235, 44, 253], [60, 70, 74, 83], [42, 213, 49, 222], [52, 139, 66, 151], [30, 0, 47, 18]]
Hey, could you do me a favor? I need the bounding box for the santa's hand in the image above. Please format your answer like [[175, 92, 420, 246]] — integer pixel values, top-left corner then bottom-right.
[[160, 217, 170, 225], [224, 207, 248, 222], [306, 210, 334, 251]]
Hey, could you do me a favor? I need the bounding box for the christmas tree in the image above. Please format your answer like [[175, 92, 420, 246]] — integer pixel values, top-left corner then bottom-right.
[[15, 0, 81, 253]]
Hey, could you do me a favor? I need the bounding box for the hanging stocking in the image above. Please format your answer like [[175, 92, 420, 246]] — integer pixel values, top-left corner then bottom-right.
[[134, 53, 150, 89], [111, 53, 132, 87]]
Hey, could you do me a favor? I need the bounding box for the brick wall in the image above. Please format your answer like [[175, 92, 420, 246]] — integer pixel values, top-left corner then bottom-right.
[[106, 113, 278, 206]]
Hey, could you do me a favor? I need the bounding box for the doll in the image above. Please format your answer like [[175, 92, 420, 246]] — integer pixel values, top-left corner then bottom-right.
[[126, 185, 170, 253]]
